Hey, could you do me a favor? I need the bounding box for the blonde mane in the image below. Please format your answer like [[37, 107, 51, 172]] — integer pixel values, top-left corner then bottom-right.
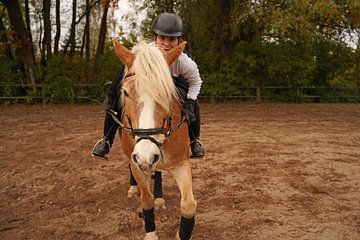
[[131, 41, 179, 113]]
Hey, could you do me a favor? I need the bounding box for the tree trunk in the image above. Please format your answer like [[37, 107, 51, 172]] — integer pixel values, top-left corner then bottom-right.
[[94, 0, 110, 65], [0, 14, 13, 60], [24, 0, 35, 60], [219, 0, 233, 58], [85, 0, 90, 63], [357, 51, 360, 89], [42, 0, 52, 62], [69, 0, 77, 56], [38, 14, 43, 60], [1, 0, 36, 87], [357, 62, 360, 89], [63, 0, 101, 55], [54, 0, 60, 55], [80, 28, 85, 57]]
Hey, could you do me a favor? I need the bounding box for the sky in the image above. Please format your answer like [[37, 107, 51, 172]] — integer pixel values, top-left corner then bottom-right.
[[113, 0, 132, 36], [54, 0, 143, 40], [112, 0, 146, 38]]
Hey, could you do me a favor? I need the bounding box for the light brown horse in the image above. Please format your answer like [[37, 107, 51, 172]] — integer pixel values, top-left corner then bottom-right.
[[112, 39, 197, 240]]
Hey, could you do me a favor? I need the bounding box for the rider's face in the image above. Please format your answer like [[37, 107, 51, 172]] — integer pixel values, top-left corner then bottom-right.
[[154, 35, 179, 51]]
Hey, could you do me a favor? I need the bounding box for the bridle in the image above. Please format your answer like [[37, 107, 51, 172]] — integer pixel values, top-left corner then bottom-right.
[[106, 72, 175, 149]]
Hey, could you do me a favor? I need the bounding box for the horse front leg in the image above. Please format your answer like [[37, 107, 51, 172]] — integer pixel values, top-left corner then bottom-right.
[[128, 167, 166, 210], [130, 163, 159, 240], [127, 164, 139, 198], [171, 163, 197, 240], [153, 171, 166, 210]]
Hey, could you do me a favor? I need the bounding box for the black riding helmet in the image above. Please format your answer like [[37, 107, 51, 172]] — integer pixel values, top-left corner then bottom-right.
[[152, 13, 183, 37]]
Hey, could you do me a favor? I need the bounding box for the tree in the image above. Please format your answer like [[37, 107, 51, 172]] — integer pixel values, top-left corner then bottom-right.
[[0, 10, 12, 60], [94, 0, 110, 65], [1, 0, 36, 87], [63, 0, 102, 56], [24, 0, 34, 55], [354, 37, 360, 88], [81, 0, 91, 63], [42, 0, 51, 62], [70, 0, 77, 56], [54, 0, 60, 55]]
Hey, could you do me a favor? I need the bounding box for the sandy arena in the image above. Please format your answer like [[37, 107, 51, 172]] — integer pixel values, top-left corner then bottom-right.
[[0, 103, 359, 239]]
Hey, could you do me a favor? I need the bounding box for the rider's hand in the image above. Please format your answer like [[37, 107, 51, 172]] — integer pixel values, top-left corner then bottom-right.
[[182, 98, 196, 122]]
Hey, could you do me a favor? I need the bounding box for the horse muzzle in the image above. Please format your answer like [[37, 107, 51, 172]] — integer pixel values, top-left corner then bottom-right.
[[131, 140, 163, 174]]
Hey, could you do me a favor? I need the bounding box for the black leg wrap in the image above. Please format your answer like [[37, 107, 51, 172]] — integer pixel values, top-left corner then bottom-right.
[[142, 208, 156, 233], [179, 216, 195, 240], [129, 164, 138, 186], [153, 171, 163, 198]]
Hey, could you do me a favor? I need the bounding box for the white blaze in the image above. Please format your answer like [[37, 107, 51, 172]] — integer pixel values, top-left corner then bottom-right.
[[132, 95, 163, 171]]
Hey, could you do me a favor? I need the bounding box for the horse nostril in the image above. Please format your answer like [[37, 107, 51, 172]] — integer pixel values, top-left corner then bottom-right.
[[132, 154, 138, 164], [152, 154, 160, 164]]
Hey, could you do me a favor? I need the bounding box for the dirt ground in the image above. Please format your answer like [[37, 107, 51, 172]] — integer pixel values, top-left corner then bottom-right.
[[0, 103, 359, 240]]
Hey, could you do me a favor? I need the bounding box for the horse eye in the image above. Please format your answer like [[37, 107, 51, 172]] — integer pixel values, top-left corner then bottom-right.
[[122, 89, 129, 97]]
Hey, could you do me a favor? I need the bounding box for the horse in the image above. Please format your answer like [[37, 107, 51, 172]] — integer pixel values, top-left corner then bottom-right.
[[112, 39, 197, 240]]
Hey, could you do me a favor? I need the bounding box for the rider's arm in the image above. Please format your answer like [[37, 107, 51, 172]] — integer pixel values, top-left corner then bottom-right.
[[170, 53, 202, 100]]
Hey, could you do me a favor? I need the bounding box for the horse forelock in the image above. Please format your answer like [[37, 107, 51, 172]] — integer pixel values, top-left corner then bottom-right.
[[132, 41, 179, 114]]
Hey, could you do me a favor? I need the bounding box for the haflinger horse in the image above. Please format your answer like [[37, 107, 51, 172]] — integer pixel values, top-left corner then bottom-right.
[[112, 39, 197, 240]]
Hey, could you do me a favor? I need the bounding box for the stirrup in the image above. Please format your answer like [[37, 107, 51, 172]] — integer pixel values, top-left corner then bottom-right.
[[191, 139, 203, 146], [190, 139, 205, 158], [91, 138, 110, 160]]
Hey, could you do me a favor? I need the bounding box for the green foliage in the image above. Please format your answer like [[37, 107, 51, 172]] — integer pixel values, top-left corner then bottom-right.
[[312, 39, 357, 88], [37, 42, 122, 103], [201, 72, 240, 98], [0, 58, 24, 104], [42, 74, 76, 103]]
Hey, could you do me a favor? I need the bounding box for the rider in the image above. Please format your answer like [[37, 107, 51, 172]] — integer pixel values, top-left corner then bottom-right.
[[91, 12, 205, 160]]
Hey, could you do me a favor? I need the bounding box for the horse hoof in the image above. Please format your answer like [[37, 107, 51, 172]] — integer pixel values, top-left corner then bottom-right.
[[144, 231, 159, 240], [175, 230, 192, 240], [154, 198, 166, 210], [127, 186, 138, 198]]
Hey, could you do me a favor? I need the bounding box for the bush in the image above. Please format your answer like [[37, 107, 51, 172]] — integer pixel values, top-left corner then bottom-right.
[[0, 58, 25, 104], [42, 74, 76, 103]]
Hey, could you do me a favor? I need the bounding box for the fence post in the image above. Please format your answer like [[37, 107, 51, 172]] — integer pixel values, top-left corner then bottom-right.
[[256, 86, 261, 102]]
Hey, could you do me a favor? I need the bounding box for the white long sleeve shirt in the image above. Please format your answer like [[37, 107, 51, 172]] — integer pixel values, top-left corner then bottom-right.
[[170, 52, 202, 100]]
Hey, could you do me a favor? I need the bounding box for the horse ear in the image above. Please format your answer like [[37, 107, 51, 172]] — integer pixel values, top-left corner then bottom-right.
[[112, 38, 135, 69], [166, 40, 186, 66]]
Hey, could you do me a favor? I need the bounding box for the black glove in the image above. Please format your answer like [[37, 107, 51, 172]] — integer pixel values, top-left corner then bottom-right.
[[103, 92, 118, 111], [182, 98, 196, 122]]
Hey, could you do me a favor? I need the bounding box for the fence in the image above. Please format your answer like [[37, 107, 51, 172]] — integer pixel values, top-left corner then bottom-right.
[[200, 86, 360, 102], [0, 83, 103, 104], [1, 83, 359, 103]]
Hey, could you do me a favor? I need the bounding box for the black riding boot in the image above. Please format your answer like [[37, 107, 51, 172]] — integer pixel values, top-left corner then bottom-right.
[[92, 66, 124, 160], [189, 100, 205, 158], [91, 113, 119, 160]]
